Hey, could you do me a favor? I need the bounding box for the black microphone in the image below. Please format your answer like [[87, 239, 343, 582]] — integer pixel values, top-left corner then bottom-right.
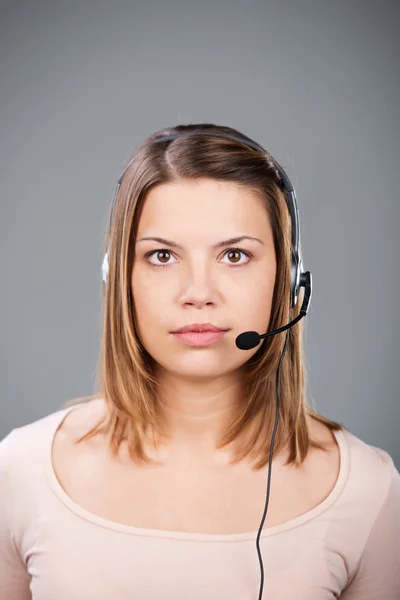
[[235, 272, 312, 350]]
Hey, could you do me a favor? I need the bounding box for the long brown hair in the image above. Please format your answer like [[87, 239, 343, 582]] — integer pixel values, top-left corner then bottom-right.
[[64, 123, 344, 470]]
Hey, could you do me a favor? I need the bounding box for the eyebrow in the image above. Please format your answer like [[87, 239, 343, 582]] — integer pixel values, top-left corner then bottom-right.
[[136, 235, 265, 249]]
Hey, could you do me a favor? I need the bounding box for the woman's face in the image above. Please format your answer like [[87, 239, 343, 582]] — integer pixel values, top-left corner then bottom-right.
[[131, 178, 277, 380]]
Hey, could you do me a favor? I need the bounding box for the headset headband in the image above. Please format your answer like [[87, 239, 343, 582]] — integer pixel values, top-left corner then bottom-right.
[[102, 130, 303, 308]]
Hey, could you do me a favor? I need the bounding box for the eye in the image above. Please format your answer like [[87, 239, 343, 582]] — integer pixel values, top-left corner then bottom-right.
[[144, 248, 253, 267], [220, 248, 253, 265], [146, 249, 174, 266]]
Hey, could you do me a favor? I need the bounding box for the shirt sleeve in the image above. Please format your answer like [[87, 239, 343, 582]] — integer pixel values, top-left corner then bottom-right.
[[0, 430, 32, 600], [340, 462, 400, 599]]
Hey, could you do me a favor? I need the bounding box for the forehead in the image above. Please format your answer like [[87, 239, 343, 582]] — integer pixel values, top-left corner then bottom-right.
[[137, 179, 272, 235]]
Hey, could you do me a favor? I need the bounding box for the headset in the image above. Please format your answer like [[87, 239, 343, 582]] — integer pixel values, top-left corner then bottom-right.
[[101, 130, 312, 599]]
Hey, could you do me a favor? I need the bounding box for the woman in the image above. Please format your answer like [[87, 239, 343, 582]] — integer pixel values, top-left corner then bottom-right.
[[1, 123, 399, 600]]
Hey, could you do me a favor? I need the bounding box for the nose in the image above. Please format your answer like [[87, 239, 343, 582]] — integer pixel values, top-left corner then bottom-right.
[[179, 261, 218, 309]]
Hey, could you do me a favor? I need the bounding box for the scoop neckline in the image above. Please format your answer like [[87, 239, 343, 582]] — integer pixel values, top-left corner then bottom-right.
[[45, 403, 350, 542]]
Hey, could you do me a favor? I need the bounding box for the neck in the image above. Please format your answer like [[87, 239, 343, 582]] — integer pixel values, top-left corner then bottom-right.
[[148, 366, 247, 464]]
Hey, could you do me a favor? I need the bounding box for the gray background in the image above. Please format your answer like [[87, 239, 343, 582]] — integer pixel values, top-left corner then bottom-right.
[[1, 0, 399, 468]]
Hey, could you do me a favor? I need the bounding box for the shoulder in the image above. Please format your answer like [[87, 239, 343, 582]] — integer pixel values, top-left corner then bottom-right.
[[338, 431, 400, 595], [0, 405, 78, 518], [306, 417, 398, 526], [0, 400, 104, 475], [0, 406, 70, 463], [56, 398, 107, 442], [307, 415, 396, 503], [337, 426, 399, 540], [342, 426, 396, 493]]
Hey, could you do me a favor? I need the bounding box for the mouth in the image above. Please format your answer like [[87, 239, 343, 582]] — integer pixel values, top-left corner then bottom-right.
[[171, 323, 229, 334], [170, 329, 228, 346]]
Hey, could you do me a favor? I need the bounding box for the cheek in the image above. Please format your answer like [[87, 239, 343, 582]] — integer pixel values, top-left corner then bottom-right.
[[238, 275, 274, 305], [131, 277, 170, 335], [238, 278, 275, 331]]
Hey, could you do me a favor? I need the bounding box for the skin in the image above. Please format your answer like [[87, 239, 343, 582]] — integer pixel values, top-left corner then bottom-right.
[[131, 178, 277, 466]]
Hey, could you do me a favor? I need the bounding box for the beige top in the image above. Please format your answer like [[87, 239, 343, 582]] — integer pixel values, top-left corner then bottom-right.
[[0, 404, 399, 600]]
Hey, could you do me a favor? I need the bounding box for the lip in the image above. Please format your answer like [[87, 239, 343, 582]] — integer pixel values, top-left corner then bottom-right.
[[172, 322, 228, 333], [171, 330, 227, 346]]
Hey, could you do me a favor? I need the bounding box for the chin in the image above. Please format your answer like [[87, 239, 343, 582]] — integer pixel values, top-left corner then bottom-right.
[[154, 352, 244, 378]]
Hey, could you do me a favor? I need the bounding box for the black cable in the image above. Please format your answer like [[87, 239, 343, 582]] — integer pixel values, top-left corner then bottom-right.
[[256, 327, 290, 599]]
